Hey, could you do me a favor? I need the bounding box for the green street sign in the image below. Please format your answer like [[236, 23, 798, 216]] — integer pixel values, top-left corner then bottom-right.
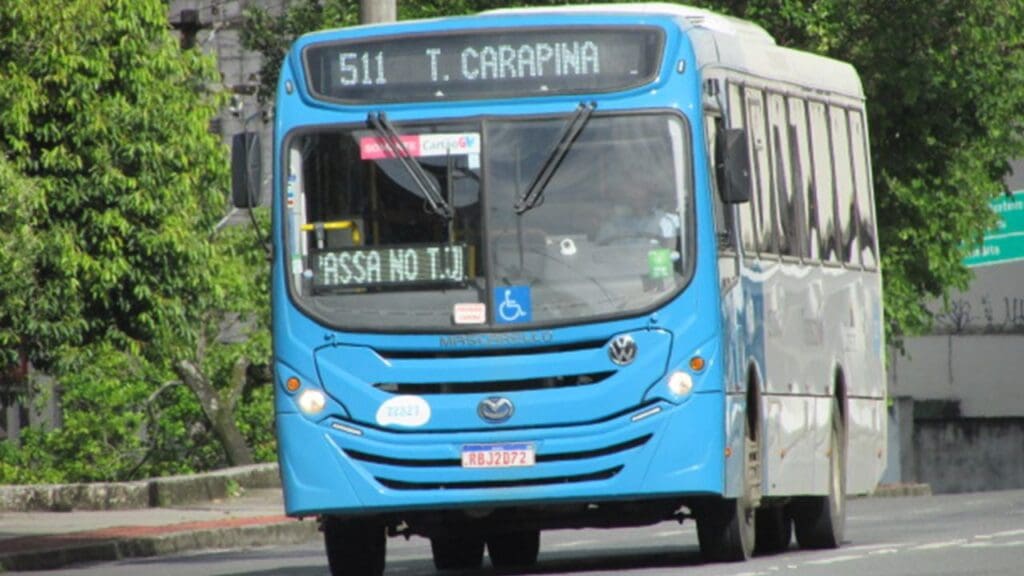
[[965, 190, 1024, 268]]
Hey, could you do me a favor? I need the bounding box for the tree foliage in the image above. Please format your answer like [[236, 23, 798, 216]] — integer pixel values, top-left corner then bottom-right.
[[0, 0, 273, 483], [0, 0, 226, 362], [243, 0, 1024, 340]]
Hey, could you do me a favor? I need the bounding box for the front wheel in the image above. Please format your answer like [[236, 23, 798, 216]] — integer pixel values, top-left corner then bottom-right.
[[323, 516, 386, 576], [792, 397, 846, 549], [696, 496, 755, 562], [697, 428, 758, 562]]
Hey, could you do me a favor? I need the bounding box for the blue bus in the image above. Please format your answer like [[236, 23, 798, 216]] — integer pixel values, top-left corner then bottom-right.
[[247, 3, 887, 574]]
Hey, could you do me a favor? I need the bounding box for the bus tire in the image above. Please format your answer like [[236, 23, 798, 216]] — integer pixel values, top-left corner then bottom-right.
[[486, 530, 540, 568], [793, 396, 846, 549], [696, 495, 755, 562], [430, 532, 485, 570], [697, 405, 757, 562], [754, 504, 792, 555], [323, 516, 385, 576]]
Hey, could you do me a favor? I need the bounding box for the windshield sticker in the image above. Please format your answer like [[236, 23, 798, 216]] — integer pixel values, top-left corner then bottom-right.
[[453, 302, 486, 325], [647, 248, 673, 279], [495, 285, 532, 324], [559, 237, 578, 256], [376, 395, 431, 427], [360, 133, 480, 160], [421, 133, 480, 156], [360, 135, 420, 159], [286, 173, 298, 208]]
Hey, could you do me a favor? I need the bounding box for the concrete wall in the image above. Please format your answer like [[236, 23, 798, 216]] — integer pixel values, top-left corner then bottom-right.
[[891, 257, 1024, 419], [912, 417, 1024, 493], [881, 397, 1024, 494], [890, 334, 1024, 418], [890, 261, 1024, 492]]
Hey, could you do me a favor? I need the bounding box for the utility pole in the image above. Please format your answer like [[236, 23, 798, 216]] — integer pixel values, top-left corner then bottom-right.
[[360, 0, 397, 24]]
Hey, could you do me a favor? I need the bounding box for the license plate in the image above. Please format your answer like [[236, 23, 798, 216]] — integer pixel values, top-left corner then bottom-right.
[[461, 443, 536, 468]]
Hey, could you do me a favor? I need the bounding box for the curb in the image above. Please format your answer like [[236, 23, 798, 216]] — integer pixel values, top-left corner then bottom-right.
[[0, 464, 280, 512], [870, 483, 933, 498], [0, 516, 319, 572]]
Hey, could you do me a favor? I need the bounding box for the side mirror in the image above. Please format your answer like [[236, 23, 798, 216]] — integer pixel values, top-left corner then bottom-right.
[[717, 128, 751, 204], [231, 131, 262, 208]]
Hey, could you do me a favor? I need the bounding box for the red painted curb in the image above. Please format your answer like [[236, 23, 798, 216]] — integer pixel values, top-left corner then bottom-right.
[[0, 515, 292, 556]]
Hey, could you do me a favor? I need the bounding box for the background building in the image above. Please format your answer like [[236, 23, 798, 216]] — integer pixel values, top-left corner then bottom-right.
[[886, 159, 1024, 492], [169, 0, 279, 209]]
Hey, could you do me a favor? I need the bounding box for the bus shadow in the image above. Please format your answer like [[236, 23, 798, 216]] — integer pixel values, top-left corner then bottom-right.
[[497, 545, 707, 575], [196, 543, 708, 576]]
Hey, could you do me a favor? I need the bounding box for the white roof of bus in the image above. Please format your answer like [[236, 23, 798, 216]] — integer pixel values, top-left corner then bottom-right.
[[484, 2, 774, 43], [482, 3, 864, 100]]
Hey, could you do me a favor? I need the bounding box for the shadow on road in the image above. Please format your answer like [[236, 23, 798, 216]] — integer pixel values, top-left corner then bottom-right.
[[119, 542, 709, 576]]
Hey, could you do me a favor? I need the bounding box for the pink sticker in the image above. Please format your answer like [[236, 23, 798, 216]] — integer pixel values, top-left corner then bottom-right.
[[453, 302, 486, 325], [360, 136, 421, 159]]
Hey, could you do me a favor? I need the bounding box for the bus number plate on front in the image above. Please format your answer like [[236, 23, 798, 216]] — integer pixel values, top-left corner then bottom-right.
[[461, 443, 535, 468]]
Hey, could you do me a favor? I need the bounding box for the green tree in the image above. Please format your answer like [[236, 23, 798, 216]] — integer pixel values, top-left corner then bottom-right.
[[0, 158, 42, 406], [0, 0, 273, 482], [0, 0, 225, 360]]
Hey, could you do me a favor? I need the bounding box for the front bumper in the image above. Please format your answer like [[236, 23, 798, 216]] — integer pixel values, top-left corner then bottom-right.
[[277, 392, 724, 517]]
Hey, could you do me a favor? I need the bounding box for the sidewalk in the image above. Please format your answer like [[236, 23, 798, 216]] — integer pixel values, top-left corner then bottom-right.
[[0, 464, 931, 573], [0, 465, 318, 572]]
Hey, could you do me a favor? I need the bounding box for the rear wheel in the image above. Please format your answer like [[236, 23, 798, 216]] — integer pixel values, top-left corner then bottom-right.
[[323, 516, 385, 576], [754, 504, 792, 555], [430, 532, 485, 571], [486, 530, 541, 568], [793, 397, 846, 549]]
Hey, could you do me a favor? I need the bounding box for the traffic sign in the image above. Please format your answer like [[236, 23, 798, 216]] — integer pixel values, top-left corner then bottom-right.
[[964, 190, 1024, 267]]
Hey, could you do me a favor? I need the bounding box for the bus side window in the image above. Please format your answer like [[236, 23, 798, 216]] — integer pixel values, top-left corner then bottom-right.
[[745, 87, 775, 255], [728, 83, 758, 254], [830, 105, 857, 264], [808, 101, 838, 263], [788, 98, 813, 261], [768, 92, 798, 258], [849, 110, 878, 269]]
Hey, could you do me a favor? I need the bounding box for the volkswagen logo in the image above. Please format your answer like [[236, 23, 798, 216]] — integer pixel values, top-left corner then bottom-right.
[[608, 335, 638, 366], [478, 396, 515, 424]]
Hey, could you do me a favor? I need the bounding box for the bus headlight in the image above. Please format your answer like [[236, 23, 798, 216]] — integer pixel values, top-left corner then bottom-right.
[[667, 370, 694, 398], [298, 389, 327, 415]]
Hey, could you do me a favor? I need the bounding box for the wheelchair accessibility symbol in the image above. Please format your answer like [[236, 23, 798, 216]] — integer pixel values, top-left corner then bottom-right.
[[495, 285, 532, 324]]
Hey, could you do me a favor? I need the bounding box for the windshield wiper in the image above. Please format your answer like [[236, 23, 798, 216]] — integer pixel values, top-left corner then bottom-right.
[[368, 112, 453, 221], [514, 101, 597, 215]]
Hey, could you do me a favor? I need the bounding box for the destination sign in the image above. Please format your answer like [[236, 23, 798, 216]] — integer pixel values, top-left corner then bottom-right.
[[303, 27, 663, 103], [312, 244, 467, 288]]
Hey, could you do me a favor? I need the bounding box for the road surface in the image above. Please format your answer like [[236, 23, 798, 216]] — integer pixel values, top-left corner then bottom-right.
[[17, 489, 1024, 576]]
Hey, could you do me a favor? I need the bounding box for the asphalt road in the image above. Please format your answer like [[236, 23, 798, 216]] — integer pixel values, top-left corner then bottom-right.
[[23, 489, 1024, 576]]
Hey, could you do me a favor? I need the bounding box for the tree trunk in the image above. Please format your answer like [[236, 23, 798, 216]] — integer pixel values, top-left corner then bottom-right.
[[175, 359, 254, 467]]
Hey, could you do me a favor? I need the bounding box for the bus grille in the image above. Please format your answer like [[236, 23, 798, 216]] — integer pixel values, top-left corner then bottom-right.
[[344, 435, 651, 468], [373, 339, 607, 360], [376, 466, 623, 491], [345, 434, 649, 491], [373, 371, 613, 395]]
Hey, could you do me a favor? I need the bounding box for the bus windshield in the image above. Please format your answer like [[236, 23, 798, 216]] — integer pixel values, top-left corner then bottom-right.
[[284, 112, 691, 331]]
